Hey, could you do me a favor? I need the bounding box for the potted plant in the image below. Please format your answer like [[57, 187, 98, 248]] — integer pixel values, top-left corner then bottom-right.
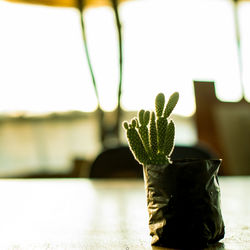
[[123, 92, 225, 248]]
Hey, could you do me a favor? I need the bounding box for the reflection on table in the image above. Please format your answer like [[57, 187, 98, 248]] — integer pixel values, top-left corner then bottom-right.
[[0, 177, 249, 249]]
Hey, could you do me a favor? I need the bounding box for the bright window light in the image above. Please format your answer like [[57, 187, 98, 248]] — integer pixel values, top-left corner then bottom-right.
[[83, 7, 119, 111], [239, 2, 250, 101], [0, 2, 97, 114], [0, 0, 246, 116], [120, 0, 242, 116]]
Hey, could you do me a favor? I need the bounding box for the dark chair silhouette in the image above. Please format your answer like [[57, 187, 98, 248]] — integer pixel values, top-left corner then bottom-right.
[[89, 144, 216, 178], [171, 144, 217, 161], [89, 146, 143, 178]]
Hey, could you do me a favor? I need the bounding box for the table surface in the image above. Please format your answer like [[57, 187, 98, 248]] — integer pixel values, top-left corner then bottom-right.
[[0, 177, 249, 250]]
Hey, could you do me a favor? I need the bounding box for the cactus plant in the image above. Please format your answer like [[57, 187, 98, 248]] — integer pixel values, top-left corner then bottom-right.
[[123, 92, 179, 165]]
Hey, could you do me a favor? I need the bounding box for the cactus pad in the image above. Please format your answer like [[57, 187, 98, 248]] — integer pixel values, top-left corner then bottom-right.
[[123, 92, 179, 165]]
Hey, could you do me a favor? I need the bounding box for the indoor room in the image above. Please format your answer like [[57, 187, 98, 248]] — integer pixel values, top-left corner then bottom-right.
[[0, 0, 249, 249]]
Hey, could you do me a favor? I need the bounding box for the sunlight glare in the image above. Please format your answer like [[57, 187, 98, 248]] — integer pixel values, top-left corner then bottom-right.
[[0, 0, 246, 116], [120, 0, 242, 116], [0, 2, 97, 114], [239, 2, 250, 101], [83, 7, 119, 111]]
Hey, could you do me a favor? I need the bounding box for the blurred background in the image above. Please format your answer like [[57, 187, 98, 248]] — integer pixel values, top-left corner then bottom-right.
[[0, 0, 249, 178]]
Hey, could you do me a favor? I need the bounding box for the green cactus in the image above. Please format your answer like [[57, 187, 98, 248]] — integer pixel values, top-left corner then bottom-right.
[[123, 120, 150, 164], [155, 93, 165, 117], [136, 110, 151, 156], [149, 112, 157, 155], [156, 117, 168, 154], [163, 120, 175, 157], [123, 92, 179, 165], [163, 92, 179, 118]]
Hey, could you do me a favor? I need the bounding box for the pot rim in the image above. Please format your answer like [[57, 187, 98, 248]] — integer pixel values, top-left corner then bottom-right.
[[145, 158, 222, 167]]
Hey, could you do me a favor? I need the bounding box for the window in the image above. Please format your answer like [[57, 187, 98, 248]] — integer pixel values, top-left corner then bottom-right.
[[239, 1, 250, 100], [0, 0, 247, 117], [120, 0, 242, 116], [0, 2, 97, 114]]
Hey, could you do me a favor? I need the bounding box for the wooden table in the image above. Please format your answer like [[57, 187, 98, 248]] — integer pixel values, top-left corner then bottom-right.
[[0, 177, 249, 249]]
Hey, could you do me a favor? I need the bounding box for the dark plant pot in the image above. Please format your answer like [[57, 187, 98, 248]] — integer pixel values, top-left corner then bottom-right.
[[143, 159, 225, 248]]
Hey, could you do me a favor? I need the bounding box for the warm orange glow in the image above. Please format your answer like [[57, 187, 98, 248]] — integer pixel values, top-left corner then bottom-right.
[[2, 0, 130, 8]]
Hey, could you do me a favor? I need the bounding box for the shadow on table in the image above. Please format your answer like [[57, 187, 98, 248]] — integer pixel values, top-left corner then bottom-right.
[[151, 242, 225, 250]]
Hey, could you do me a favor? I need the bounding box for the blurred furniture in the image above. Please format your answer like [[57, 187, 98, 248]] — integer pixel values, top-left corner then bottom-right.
[[20, 158, 91, 178], [0, 112, 99, 178], [0, 177, 249, 249], [89, 144, 217, 178], [172, 144, 217, 160], [89, 146, 143, 178], [193, 81, 250, 175]]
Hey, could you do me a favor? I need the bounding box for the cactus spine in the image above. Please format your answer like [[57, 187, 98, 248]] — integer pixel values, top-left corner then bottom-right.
[[149, 112, 157, 155], [123, 92, 179, 165], [123, 119, 150, 164], [136, 110, 151, 156]]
